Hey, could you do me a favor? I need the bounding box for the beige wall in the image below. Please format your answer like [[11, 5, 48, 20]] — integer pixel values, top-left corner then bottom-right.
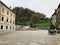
[[0, 3, 15, 31], [51, 15, 56, 26], [0, 3, 2, 21]]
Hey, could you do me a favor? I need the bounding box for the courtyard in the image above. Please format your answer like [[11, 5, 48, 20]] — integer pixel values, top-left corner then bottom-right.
[[0, 30, 60, 45]]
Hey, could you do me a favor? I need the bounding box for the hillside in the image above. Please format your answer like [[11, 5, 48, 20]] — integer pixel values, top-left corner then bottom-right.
[[12, 7, 51, 28]]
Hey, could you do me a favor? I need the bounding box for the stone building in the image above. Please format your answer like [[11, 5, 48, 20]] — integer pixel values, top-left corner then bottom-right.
[[51, 4, 60, 29], [0, 1, 15, 31], [51, 12, 56, 27]]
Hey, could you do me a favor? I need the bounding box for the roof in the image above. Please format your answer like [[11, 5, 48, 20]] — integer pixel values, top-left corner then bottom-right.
[[52, 11, 56, 16], [58, 3, 60, 8], [0, 1, 15, 14], [52, 3, 60, 17]]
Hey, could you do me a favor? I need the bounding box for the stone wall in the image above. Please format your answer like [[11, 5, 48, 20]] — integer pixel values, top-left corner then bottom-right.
[[16, 25, 22, 30], [56, 8, 60, 29]]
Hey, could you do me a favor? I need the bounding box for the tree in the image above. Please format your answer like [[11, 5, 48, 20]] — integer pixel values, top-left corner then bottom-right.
[[12, 7, 46, 25], [30, 13, 40, 23], [12, 7, 25, 24]]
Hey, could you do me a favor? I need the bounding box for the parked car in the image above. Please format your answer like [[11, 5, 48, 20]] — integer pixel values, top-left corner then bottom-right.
[[48, 29, 56, 35]]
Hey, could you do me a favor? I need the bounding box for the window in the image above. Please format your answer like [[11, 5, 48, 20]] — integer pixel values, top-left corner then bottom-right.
[[2, 8, 4, 12], [1, 25, 3, 29], [1, 17, 4, 21], [6, 26, 8, 29], [7, 11, 9, 15], [13, 21, 14, 24], [10, 26, 11, 29], [10, 20, 12, 23], [7, 19, 8, 22], [13, 27, 14, 29], [11, 13, 12, 16]]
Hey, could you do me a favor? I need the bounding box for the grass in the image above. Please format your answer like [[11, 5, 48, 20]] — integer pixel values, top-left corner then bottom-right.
[[16, 20, 52, 28], [38, 22, 51, 26], [31, 20, 52, 28]]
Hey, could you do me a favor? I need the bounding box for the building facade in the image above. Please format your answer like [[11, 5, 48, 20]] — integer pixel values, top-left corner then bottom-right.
[[51, 13, 56, 27], [0, 1, 15, 31], [51, 4, 60, 29]]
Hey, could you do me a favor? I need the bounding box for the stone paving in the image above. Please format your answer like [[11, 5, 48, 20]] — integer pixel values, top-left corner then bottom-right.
[[0, 30, 60, 45]]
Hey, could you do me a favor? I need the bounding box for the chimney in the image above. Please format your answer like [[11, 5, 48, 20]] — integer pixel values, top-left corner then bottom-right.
[[9, 6, 12, 9]]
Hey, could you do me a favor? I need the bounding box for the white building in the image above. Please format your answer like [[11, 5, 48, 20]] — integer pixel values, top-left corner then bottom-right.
[[0, 1, 15, 31]]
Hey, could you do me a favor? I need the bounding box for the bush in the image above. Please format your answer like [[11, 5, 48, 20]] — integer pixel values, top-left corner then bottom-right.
[[49, 24, 55, 29]]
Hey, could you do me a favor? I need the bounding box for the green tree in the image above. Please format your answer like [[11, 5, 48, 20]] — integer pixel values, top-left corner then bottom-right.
[[30, 13, 40, 23]]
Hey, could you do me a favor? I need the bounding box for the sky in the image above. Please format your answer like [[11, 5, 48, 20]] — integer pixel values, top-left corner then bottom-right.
[[1, 0, 60, 18]]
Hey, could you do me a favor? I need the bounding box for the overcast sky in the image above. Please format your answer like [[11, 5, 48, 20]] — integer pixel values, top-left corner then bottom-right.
[[1, 0, 60, 18]]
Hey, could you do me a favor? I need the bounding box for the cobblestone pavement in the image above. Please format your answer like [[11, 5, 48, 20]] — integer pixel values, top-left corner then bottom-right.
[[0, 30, 60, 45]]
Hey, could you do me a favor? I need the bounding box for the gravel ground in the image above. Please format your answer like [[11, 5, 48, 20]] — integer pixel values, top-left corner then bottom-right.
[[0, 30, 60, 45]]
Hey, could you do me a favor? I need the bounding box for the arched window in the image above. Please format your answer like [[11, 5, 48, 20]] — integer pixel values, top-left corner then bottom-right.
[[1, 25, 3, 29], [2, 17, 4, 21], [6, 26, 8, 29], [11, 13, 12, 16], [10, 20, 12, 23], [10, 26, 11, 29], [7, 19, 8, 22], [2, 8, 4, 12], [13, 27, 14, 29]]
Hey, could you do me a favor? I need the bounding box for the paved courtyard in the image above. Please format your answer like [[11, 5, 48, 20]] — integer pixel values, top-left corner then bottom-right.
[[0, 30, 60, 45]]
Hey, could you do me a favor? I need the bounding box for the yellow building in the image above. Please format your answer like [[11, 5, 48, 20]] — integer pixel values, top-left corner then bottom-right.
[[0, 1, 15, 31]]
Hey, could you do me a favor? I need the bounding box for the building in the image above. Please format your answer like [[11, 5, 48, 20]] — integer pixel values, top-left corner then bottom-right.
[[51, 13, 56, 27], [0, 1, 15, 31], [51, 4, 60, 29]]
